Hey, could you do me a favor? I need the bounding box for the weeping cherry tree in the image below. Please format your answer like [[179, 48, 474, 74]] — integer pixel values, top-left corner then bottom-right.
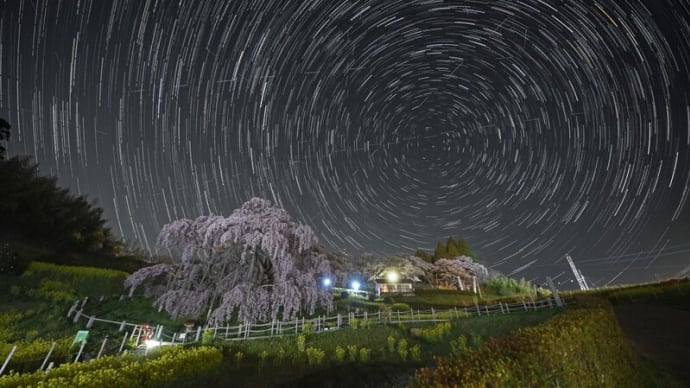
[[125, 197, 332, 324]]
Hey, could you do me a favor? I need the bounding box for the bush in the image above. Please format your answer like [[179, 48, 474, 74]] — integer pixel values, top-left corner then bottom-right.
[[340, 291, 349, 299], [391, 303, 411, 312], [418, 322, 452, 343], [486, 276, 535, 296], [412, 300, 647, 387], [334, 345, 346, 363], [358, 347, 371, 363], [397, 339, 408, 361], [296, 334, 306, 353], [0, 337, 73, 374], [347, 345, 358, 362], [306, 347, 325, 366]]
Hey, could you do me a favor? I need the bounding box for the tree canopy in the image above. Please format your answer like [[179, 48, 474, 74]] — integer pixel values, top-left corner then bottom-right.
[[0, 119, 120, 256], [126, 198, 333, 324]]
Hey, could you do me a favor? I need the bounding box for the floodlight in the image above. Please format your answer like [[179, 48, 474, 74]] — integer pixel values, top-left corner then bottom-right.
[[386, 271, 399, 283], [322, 277, 332, 287], [351, 281, 360, 291]]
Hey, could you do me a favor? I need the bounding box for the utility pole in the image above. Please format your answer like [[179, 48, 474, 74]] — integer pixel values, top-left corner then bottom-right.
[[565, 254, 589, 290]]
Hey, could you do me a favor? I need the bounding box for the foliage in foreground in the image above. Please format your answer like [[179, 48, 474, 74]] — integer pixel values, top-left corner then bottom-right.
[[410, 297, 649, 387], [0, 345, 222, 388]]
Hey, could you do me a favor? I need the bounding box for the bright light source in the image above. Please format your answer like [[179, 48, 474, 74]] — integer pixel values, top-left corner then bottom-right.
[[386, 271, 399, 283], [351, 281, 360, 291], [322, 277, 332, 287], [144, 339, 161, 349]]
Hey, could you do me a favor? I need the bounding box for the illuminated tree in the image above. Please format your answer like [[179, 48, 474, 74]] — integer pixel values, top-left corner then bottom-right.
[[125, 198, 332, 324]]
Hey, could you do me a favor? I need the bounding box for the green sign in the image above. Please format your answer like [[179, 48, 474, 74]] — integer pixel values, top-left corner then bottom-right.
[[72, 330, 89, 345]]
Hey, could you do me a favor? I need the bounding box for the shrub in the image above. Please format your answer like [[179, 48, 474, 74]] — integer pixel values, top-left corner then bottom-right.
[[334, 345, 346, 363], [296, 334, 306, 353], [397, 339, 408, 362], [350, 318, 360, 329], [358, 347, 371, 363], [486, 276, 535, 296], [302, 321, 314, 334], [347, 345, 358, 362], [419, 322, 452, 343], [234, 351, 244, 367], [450, 335, 468, 357], [410, 344, 421, 362], [412, 301, 648, 387], [392, 302, 410, 311], [306, 347, 325, 366], [0, 337, 73, 373], [387, 335, 396, 353], [201, 329, 214, 345], [340, 291, 349, 299], [0, 344, 223, 386]]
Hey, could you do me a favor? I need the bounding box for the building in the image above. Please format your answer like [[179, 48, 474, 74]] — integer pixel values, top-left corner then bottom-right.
[[375, 278, 414, 295]]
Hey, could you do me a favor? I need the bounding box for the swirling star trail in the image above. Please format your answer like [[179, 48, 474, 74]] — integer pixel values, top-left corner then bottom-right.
[[1, 0, 689, 287]]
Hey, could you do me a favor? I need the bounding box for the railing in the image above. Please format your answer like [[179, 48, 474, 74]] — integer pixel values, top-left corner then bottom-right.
[[67, 295, 574, 345]]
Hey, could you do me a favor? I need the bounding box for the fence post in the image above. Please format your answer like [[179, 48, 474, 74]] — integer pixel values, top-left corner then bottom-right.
[[80, 297, 89, 308], [86, 316, 95, 328], [195, 326, 202, 342], [97, 336, 108, 359], [506, 303, 511, 313], [337, 314, 341, 328], [213, 327, 217, 339], [74, 341, 87, 363], [119, 321, 126, 332], [0, 345, 18, 377], [119, 332, 128, 353], [432, 307, 436, 320], [73, 310, 82, 323], [67, 302, 78, 318], [454, 306, 458, 319], [485, 305, 489, 315], [397, 310, 400, 322], [40, 342, 57, 371]]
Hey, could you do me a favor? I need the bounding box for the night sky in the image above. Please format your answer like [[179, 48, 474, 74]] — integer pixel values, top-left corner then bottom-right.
[[1, 0, 689, 288]]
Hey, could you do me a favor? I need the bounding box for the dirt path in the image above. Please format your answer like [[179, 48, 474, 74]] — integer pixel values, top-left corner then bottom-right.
[[614, 303, 690, 385]]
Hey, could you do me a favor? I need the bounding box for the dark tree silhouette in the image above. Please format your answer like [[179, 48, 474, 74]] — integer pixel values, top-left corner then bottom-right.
[[0, 118, 10, 160]]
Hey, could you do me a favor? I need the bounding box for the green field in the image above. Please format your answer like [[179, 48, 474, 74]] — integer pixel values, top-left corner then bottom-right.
[[1, 260, 687, 387]]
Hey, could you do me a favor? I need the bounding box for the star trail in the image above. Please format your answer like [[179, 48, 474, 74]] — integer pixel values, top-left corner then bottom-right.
[[1, 0, 689, 287]]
